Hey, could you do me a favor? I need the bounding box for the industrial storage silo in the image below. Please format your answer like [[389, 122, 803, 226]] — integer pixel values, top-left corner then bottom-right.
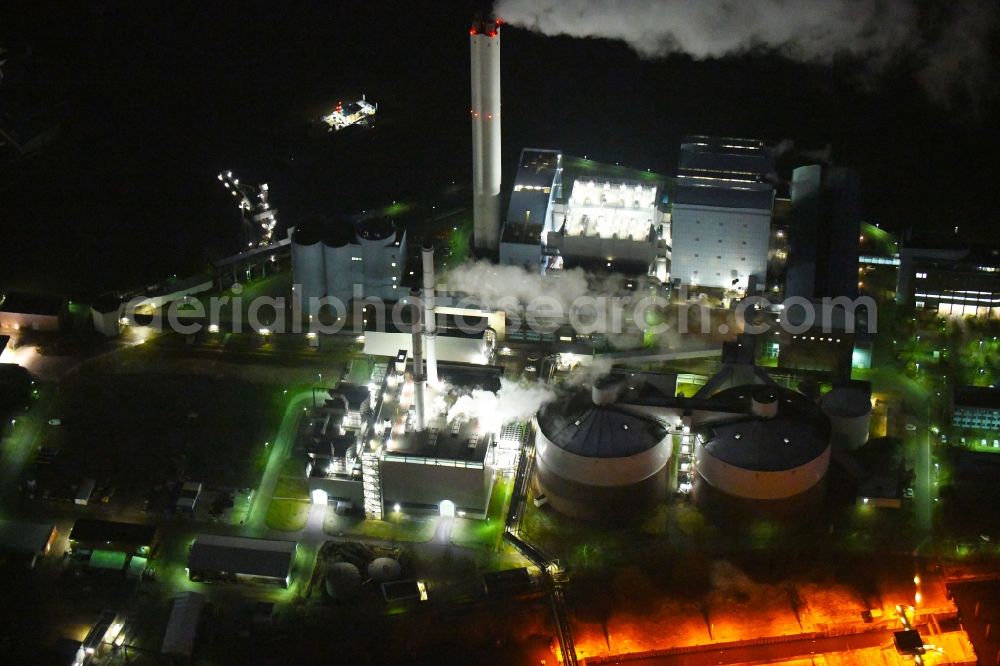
[[357, 218, 405, 300], [692, 385, 831, 520], [821, 385, 872, 450], [323, 224, 358, 308], [291, 226, 325, 317], [324, 562, 362, 599], [534, 377, 672, 522]]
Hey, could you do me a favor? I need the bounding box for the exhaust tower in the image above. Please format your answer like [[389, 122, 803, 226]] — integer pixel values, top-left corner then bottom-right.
[[470, 17, 502, 253], [421, 241, 439, 385], [409, 289, 427, 432]]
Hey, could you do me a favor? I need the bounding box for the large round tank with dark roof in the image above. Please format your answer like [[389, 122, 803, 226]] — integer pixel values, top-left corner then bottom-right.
[[534, 379, 672, 522], [692, 384, 831, 517]]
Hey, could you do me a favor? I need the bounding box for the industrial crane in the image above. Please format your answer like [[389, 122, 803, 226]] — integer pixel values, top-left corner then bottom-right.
[[217, 170, 279, 249]]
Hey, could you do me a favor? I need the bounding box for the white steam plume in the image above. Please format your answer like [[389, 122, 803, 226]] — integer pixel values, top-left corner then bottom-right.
[[443, 261, 590, 313], [447, 377, 557, 433], [496, 0, 997, 109]]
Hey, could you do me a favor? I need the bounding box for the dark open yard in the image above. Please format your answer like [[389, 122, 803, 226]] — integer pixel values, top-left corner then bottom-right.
[[34, 373, 282, 502]]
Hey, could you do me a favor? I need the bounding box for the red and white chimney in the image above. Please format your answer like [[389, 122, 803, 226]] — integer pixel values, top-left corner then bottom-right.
[[470, 17, 502, 253]]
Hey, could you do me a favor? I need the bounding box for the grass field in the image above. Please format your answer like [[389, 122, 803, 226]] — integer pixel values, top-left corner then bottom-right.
[[450, 477, 512, 550], [42, 373, 282, 493], [266, 498, 310, 531], [340, 515, 436, 543], [273, 474, 309, 500]]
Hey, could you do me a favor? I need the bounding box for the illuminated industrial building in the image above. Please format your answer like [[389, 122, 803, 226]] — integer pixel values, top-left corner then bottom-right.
[[670, 136, 775, 290], [305, 249, 511, 519], [499, 148, 667, 276], [0, 291, 65, 333], [547, 176, 662, 274], [897, 236, 1000, 319], [951, 385, 1000, 431], [305, 353, 507, 520], [499, 148, 561, 269]]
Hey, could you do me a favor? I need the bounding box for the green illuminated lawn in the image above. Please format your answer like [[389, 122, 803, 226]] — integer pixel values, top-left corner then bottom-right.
[[966, 435, 1000, 453], [273, 476, 309, 500], [446, 221, 472, 268], [345, 515, 436, 543], [675, 382, 703, 397], [266, 498, 310, 531], [860, 222, 898, 255], [450, 477, 512, 549]]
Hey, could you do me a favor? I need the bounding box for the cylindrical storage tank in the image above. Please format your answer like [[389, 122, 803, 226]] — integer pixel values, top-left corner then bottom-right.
[[534, 388, 671, 522], [357, 218, 399, 300], [292, 227, 325, 317], [821, 386, 872, 451], [324, 562, 361, 599], [693, 385, 831, 521], [323, 224, 357, 307], [367, 557, 401, 583]]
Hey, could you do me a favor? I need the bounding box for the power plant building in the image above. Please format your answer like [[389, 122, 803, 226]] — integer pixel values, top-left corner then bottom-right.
[[547, 176, 662, 274], [499, 149, 667, 276], [500, 149, 561, 270], [786, 165, 862, 300], [897, 238, 1000, 319], [670, 136, 775, 290]]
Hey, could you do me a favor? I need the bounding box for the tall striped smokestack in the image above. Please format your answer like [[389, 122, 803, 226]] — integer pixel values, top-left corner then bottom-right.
[[409, 289, 426, 432], [421, 241, 438, 385], [470, 17, 502, 253]]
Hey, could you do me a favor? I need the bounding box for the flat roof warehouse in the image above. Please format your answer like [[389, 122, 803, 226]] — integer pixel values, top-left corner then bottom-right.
[[188, 534, 296, 586]]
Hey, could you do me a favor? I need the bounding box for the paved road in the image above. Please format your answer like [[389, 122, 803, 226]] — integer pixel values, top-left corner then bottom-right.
[[246, 389, 313, 529], [908, 402, 933, 535], [0, 386, 52, 504]]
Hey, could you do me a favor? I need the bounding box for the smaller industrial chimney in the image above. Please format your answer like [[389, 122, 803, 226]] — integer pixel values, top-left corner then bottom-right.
[[592, 375, 624, 406], [421, 241, 438, 385], [750, 387, 779, 419], [410, 289, 426, 432]]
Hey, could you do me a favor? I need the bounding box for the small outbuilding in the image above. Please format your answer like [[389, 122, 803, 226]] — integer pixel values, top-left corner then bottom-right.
[[69, 519, 158, 556], [0, 519, 57, 567], [161, 592, 206, 659]]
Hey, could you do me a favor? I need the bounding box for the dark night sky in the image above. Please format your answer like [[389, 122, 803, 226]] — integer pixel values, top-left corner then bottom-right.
[[1, 1, 997, 298]]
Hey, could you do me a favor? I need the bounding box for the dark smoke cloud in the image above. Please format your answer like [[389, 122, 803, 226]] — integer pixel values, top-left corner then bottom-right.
[[495, 0, 997, 110]]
